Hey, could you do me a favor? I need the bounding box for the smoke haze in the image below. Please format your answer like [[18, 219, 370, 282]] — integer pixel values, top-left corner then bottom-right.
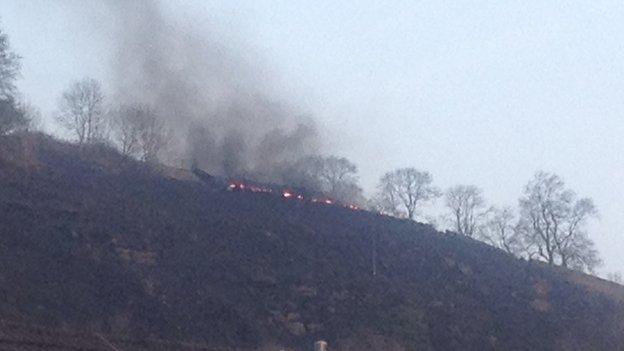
[[94, 0, 321, 178]]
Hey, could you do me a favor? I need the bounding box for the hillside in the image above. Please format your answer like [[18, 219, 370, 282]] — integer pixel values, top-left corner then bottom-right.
[[1, 132, 623, 350]]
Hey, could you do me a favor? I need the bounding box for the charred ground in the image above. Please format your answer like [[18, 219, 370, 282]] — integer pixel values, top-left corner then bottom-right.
[[0, 133, 623, 350]]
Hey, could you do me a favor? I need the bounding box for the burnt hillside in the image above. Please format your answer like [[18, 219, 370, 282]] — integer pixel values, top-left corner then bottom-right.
[[0, 132, 623, 350]]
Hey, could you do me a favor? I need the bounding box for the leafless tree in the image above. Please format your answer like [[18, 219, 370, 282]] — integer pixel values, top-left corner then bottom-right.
[[56, 78, 106, 144], [518, 171, 600, 272], [481, 207, 530, 257], [316, 156, 358, 195], [0, 25, 20, 100], [110, 103, 170, 162], [444, 185, 489, 237], [0, 25, 29, 135], [111, 104, 144, 157], [376, 168, 440, 220], [280, 155, 363, 203], [136, 107, 169, 163]]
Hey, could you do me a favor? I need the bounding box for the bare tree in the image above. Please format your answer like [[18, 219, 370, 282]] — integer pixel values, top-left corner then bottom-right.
[[136, 107, 169, 163], [518, 171, 600, 272], [56, 78, 106, 144], [0, 24, 20, 100], [280, 155, 363, 203], [481, 207, 529, 257], [376, 168, 440, 220], [111, 104, 143, 157], [316, 156, 358, 195], [444, 185, 489, 237], [110, 103, 170, 162], [0, 24, 28, 135]]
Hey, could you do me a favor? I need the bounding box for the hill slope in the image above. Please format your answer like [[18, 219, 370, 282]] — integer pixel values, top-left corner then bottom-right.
[[0, 133, 623, 350]]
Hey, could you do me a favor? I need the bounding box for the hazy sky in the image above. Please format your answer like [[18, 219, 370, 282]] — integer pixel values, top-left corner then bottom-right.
[[3, 0, 623, 276]]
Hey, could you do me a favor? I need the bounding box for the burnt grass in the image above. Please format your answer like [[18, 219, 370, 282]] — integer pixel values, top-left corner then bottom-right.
[[0, 132, 623, 350]]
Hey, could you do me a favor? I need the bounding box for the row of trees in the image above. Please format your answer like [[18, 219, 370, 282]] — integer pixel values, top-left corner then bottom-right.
[[0, 22, 604, 274], [372, 168, 600, 272], [448, 172, 599, 272], [0, 25, 167, 160], [54, 78, 170, 162], [24, 72, 364, 205], [270, 158, 600, 275]]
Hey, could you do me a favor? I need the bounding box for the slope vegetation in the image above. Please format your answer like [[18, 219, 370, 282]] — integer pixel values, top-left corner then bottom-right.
[[0, 133, 623, 350]]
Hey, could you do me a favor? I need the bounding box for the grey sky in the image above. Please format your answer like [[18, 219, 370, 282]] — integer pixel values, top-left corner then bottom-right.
[[3, 0, 623, 275]]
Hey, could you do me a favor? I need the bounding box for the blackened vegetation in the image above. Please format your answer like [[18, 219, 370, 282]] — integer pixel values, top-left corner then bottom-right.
[[1, 133, 623, 350]]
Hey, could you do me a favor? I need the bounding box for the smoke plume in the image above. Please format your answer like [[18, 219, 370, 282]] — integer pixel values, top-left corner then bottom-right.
[[98, 0, 320, 180]]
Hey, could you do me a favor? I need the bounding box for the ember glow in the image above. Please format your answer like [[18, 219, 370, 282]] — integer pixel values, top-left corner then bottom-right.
[[228, 182, 245, 191], [226, 180, 365, 212]]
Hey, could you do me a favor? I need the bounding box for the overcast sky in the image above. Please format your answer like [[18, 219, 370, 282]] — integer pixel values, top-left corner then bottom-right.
[[3, 0, 623, 276]]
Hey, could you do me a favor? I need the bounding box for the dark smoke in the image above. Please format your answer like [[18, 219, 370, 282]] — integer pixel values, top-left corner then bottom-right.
[[99, 0, 320, 179]]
